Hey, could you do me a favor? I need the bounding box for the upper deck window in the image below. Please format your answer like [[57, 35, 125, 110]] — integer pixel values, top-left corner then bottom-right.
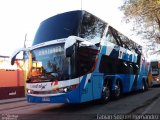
[[79, 12, 106, 44], [33, 11, 82, 45], [33, 10, 107, 46]]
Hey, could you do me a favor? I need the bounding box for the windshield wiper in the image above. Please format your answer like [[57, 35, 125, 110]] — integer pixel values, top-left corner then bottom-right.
[[43, 72, 60, 81]]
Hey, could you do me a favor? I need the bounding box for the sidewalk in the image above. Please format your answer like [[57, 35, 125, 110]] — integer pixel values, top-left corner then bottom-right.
[[0, 97, 26, 104]]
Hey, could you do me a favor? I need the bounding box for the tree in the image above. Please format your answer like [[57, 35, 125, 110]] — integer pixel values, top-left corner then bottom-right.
[[120, 0, 160, 45]]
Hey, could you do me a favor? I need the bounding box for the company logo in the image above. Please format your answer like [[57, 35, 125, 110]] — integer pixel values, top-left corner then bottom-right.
[[51, 80, 58, 86]]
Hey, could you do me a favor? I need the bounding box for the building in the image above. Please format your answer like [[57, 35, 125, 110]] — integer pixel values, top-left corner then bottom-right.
[[0, 55, 25, 99]]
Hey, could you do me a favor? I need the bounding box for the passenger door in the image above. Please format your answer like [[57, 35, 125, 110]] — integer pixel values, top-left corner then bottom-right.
[[92, 73, 104, 99]]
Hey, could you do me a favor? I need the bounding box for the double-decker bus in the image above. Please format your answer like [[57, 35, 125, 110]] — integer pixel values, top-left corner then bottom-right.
[[11, 10, 150, 103], [150, 60, 160, 86]]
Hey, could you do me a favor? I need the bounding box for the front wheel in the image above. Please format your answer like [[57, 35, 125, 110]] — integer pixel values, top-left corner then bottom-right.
[[101, 81, 110, 103]]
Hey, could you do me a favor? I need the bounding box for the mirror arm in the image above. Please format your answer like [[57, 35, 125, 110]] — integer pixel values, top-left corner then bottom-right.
[[10, 48, 30, 65]]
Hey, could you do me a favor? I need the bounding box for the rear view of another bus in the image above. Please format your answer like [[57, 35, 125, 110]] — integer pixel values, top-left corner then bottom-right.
[[150, 61, 160, 86]]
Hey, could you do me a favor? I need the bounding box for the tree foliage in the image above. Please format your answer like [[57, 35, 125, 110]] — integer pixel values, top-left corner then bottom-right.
[[121, 0, 160, 44]]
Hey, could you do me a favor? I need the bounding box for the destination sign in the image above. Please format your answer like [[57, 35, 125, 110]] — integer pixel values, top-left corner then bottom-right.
[[35, 45, 64, 57]]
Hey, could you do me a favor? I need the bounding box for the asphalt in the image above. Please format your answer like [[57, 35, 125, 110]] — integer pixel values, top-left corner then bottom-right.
[[0, 90, 160, 114], [142, 94, 160, 114]]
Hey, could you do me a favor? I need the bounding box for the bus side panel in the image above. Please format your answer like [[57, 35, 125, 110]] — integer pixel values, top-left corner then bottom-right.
[[109, 75, 135, 94], [79, 74, 93, 102], [137, 75, 143, 90], [92, 73, 104, 100], [65, 85, 81, 103], [137, 59, 149, 90], [119, 74, 135, 93]]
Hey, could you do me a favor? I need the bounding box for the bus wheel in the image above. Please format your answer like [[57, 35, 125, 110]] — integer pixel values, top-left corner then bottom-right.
[[142, 80, 148, 91], [101, 81, 110, 103], [112, 80, 121, 100]]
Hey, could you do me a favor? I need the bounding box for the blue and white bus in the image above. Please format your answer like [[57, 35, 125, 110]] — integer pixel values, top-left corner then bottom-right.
[[11, 10, 150, 103]]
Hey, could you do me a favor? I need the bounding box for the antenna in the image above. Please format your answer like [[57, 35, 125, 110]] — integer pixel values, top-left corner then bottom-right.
[[81, 0, 82, 10], [23, 33, 27, 60], [24, 33, 27, 48]]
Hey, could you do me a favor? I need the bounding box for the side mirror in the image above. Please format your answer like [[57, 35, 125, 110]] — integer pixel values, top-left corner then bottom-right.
[[64, 36, 94, 57], [65, 45, 75, 57], [10, 48, 29, 65], [95, 43, 100, 47], [64, 36, 77, 57]]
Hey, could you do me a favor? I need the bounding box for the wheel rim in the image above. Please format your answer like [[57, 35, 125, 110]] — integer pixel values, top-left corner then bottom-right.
[[142, 82, 145, 91], [115, 81, 121, 97], [102, 85, 110, 101], [142, 84, 145, 90]]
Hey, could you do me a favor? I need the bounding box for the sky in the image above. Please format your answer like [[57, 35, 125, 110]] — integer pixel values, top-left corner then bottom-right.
[[0, 0, 145, 57]]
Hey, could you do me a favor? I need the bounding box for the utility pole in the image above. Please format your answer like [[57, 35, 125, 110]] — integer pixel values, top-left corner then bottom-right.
[[23, 33, 27, 95], [24, 33, 27, 48]]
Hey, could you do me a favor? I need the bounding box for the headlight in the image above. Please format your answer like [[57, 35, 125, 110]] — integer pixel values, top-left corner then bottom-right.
[[156, 78, 159, 81], [62, 84, 79, 93], [27, 89, 33, 94], [63, 88, 68, 93]]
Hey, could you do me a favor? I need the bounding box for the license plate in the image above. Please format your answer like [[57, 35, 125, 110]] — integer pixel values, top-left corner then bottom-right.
[[42, 97, 50, 102]]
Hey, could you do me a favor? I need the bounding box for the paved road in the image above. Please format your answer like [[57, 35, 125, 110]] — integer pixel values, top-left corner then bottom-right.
[[0, 87, 160, 120]]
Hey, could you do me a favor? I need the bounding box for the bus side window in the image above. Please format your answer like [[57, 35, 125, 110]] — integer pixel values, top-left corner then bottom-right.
[[115, 30, 131, 50], [105, 29, 118, 45], [80, 12, 106, 42], [99, 55, 117, 75]]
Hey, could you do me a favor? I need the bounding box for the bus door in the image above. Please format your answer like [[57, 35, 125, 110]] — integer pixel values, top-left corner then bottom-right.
[[77, 44, 100, 101], [91, 73, 104, 99]]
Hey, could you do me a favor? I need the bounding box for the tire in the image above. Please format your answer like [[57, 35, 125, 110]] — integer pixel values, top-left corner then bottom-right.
[[142, 80, 148, 92], [146, 80, 149, 90], [112, 80, 122, 100], [101, 81, 110, 103]]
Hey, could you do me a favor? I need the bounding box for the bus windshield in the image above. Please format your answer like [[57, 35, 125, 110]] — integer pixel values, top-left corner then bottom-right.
[[27, 43, 70, 83], [151, 61, 159, 76]]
